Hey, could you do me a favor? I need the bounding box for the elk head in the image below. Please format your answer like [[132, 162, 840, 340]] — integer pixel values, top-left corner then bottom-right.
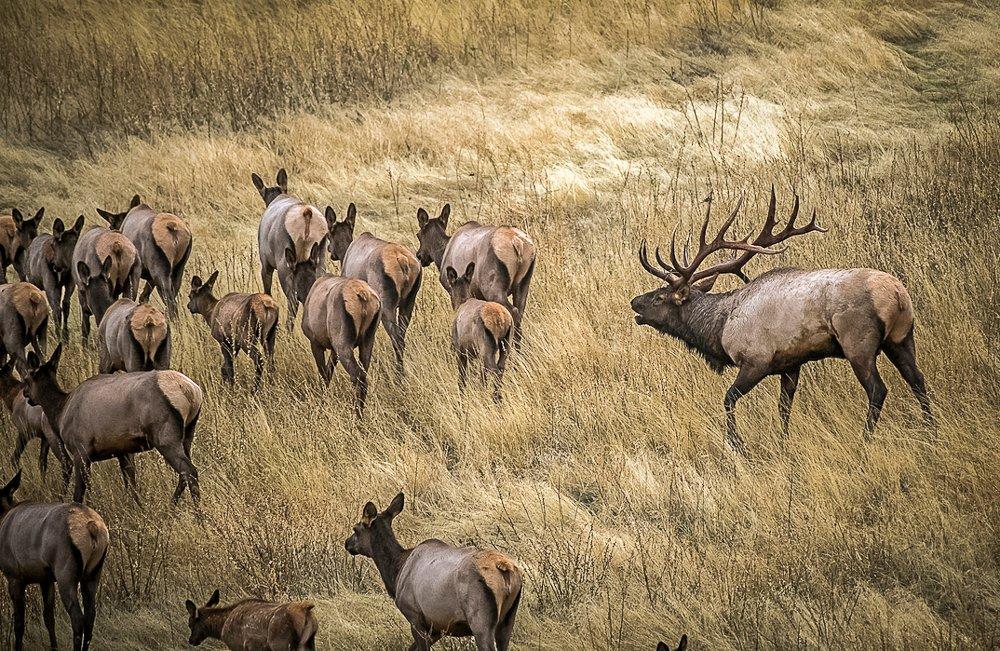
[[0, 470, 21, 515], [656, 634, 688, 651], [184, 589, 222, 646], [51, 215, 86, 271], [283, 241, 324, 304], [96, 194, 140, 230], [326, 203, 357, 262], [345, 492, 405, 558], [251, 168, 288, 206], [187, 270, 220, 317], [77, 257, 116, 324], [414, 204, 450, 268], [11, 207, 42, 250], [21, 345, 64, 411], [445, 262, 475, 309]]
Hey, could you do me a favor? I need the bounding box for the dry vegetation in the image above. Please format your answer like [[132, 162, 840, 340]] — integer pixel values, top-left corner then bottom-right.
[[1, 0, 998, 648]]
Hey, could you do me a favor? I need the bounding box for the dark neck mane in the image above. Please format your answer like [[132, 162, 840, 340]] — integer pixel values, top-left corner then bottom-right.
[[198, 606, 234, 640], [34, 378, 69, 429], [371, 528, 412, 599], [667, 291, 735, 373]]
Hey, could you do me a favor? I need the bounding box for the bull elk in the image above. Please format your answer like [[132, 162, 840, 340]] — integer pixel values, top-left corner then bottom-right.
[[631, 189, 934, 456], [26, 215, 85, 339], [301, 274, 380, 416], [252, 168, 330, 326], [0, 358, 65, 478], [72, 221, 141, 340], [98, 195, 193, 315], [184, 589, 319, 650], [327, 203, 422, 375], [0, 207, 42, 282], [0, 282, 49, 365], [444, 262, 513, 402], [187, 271, 280, 385], [22, 345, 203, 504], [98, 298, 172, 373], [345, 493, 522, 651], [0, 470, 109, 651], [415, 204, 535, 348]]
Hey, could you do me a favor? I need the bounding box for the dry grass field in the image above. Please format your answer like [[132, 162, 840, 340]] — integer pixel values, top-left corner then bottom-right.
[[1, 0, 998, 648]]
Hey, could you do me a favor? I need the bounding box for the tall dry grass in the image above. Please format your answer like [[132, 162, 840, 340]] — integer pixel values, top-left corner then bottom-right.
[[0, 0, 998, 649]]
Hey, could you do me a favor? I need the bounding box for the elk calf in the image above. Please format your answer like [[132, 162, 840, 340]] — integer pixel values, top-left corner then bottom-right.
[[187, 271, 279, 385], [0, 471, 109, 651], [301, 274, 380, 416], [185, 589, 319, 650], [0, 359, 64, 477], [73, 223, 140, 340], [98, 299, 171, 373], [252, 169, 330, 326], [98, 195, 193, 315], [346, 493, 522, 651], [445, 263, 512, 402], [327, 203, 422, 375], [0, 282, 49, 364], [415, 204, 535, 348], [23, 346, 202, 504], [26, 215, 85, 339], [0, 208, 42, 282]]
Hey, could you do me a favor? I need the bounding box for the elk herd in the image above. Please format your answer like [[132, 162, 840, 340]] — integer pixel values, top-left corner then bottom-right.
[[0, 171, 933, 649]]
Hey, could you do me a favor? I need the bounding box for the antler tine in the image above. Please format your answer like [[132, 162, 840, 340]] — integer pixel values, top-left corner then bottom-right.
[[638, 240, 675, 282], [655, 245, 676, 273], [682, 234, 692, 267], [669, 226, 683, 272]]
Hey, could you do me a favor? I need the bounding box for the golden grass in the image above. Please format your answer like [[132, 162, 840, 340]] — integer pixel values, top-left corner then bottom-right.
[[0, 0, 998, 649]]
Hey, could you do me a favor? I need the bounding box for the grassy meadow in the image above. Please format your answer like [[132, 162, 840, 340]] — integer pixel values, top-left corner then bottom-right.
[[1, 0, 998, 648]]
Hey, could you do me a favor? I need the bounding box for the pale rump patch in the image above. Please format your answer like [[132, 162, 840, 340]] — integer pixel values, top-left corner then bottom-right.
[[95, 232, 138, 287], [249, 293, 279, 325], [151, 213, 192, 266], [283, 205, 329, 261], [490, 227, 535, 285], [480, 302, 512, 344], [66, 506, 110, 575], [866, 271, 913, 343], [342, 279, 380, 336], [475, 550, 518, 618], [286, 603, 318, 640], [9, 283, 48, 333], [156, 371, 203, 425], [129, 304, 168, 358], [380, 244, 418, 295], [0, 215, 16, 253]]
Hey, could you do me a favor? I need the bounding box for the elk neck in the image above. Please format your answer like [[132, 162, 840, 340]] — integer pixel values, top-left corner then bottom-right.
[[671, 290, 736, 373], [370, 526, 412, 599], [32, 374, 70, 428], [195, 295, 220, 326], [0, 376, 19, 411], [196, 606, 233, 641]]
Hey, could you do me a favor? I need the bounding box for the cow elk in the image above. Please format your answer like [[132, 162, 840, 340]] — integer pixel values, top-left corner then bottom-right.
[[345, 493, 522, 651], [0, 207, 42, 282], [415, 204, 535, 348], [657, 635, 689, 651], [184, 589, 319, 650], [187, 271, 280, 385], [1, 358, 65, 478], [0, 470, 110, 651], [73, 221, 140, 340], [301, 274, 379, 416], [22, 345, 203, 504], [0, 282, 49, 364], [26, 215, 86, 339], [445, 262, 513, 403], [631, 188, 934, 456], [252, 168, 330, 326], [98, 298, 172, 373], [328, 203, 422, 375], [98, 195, 193, 315]]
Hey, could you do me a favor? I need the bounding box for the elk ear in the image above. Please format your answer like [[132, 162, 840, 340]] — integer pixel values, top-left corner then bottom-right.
[[25, 352, 40, 371], [185, 600, 198, 618], [416, 207, 429, 228], [445, 266, 458, 284], [77, 261, 91, 284], [693, 275, 719, 292], [670, 285, 690, 306], [276, 168, 288, 193], [677, 635, 688, 651], [129, 194, 141, 209], [72, 215, 85, 233], [284, 247, 297, 269], [190, 275, 202, 289], [309, 241, 322, 262], [32, 207, 44, 222], [1, 470, 22, 497], [657, 644, 670, 651], [362, 501, 378, 524], [251, 173, 265, 195], [206, 589, 221, 608], [384, 492, 405, 519], [439, 203, 450, 228], [96, 208, 115, 225], [0, 357, 14, 375], [52, 218, 66, 236], [205, 270, 219, 288], [47, 344, 63, 370], [345, 203, 357, 230], [11, 208, 23, 225], [101, 255, 114, 276], [463, 262, 475, 281], [324, 206, 336, 231]]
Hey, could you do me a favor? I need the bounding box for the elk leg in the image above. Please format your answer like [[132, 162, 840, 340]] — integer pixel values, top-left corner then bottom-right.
[[396, 273, 421, 374], [510, 257, 535, 350], [849, 357, 887, 438], [407, 624, 438, 651], [44, 276, 62, 339], [80, 305, 92, 344], [380, 307, 403, 377], [482, 337, 503, 404], [139, 280, 155, 303], [157, 437, 199, 504], [118, 454, 140, 502], [457, 351, 470, 392], [260, 261, 274, 296], [778, 367, 801, 437], [61, 283, 75, 337], [7, 578, 26, 651], [882, 336, 935, 427], [495, 589, 521, 651], [309, 342, 332, 385], [264, 324, 278, 374], [81, 572, 101, 650], [41, 580, 58, 650], [72, 454, 90, 503], [339, 347, 368, 417], [248, 346, 265, 388], [38, 437, 50, 476], [220, 344, 235, 383], [55, 571, 85, 651], [10, 426, 30, 467], [276, 271, 298, 328], [724, 366, 766, 457]]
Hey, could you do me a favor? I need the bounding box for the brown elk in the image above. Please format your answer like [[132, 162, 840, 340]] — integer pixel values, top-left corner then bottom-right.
[[0, 470, 110, 651], [0, 282, 49, 364], [72, 222, 141, 341], [301, 274, 380, 416], [26, 215, 86, 339], [631, 189, 934, 456], [657, 635, 688, 651], [184, 589, 319, 650], [187, 271, 280, 385], [98, 298, 172, 373], [444, 262, 513, 402], [0, 358, 65, 478], [345, 493, 522, 651], [327, 203, 422, 375], [0, 208, 43, 282], [415, 205, 535, 348]]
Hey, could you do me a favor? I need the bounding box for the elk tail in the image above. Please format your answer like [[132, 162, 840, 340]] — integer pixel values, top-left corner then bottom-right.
[[153, 215, 192, 267], [292, 603, 318, 649], [68, 510, 110, 576]]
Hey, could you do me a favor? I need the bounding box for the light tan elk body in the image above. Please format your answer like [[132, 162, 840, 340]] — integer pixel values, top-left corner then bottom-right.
[[301, 274, 380, 415], [23, 346, 203, 504], [415, 205, 535, 348], [98, 195, 193, 315], [26, 215, 86, 338], [185, 589, 319, 650], [346, 493, 522, 651], [0, 471, 109, 651], [72, 224, 140, 340], [0, 359, 64, 477], [631, 189, 934, 456], [98, 299, 171, 372], [187, 271, 280, 384], [445, 263, 513, 402], [0, 208, 42, 282], [0, 282, 49, 364], [252, 169, 329, 325], [327, 203, 422, 375]]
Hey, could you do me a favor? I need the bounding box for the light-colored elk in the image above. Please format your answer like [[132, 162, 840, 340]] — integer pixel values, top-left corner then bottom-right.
[[0, 207, 42, 282], [98, 298, 171, 373], [631, 188, 934, 456], [185, 589, 319, 650], [26, 215, 85, 339], [0, 282, 49, 364], [0, 470, 109, 651], [72, 222, 140, 340], [415, 204, 535, 348], [328, 203, 422, 375], [345, 493, 523, 651]]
